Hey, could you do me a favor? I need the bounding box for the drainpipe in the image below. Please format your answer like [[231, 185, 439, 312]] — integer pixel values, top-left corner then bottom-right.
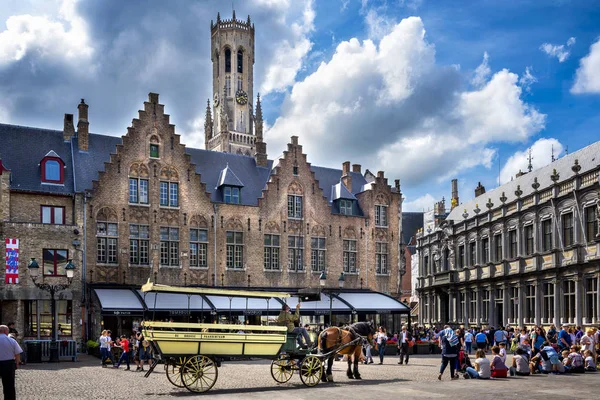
[[213, 203, 218, 286], [82, 193, 88, 341]]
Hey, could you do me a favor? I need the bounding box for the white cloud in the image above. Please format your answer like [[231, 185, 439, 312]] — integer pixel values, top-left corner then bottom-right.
[[471, 52, 491, 88], [267, 16, 545, 186], [259, 0, 314, 94], [518, 66, 537, 92], [571, 38, 600, 94], [0, 0, 93, 67], [539, 36, 575, 62], [403, 193, 436, 212], [499, 138, 563, 184], [364, 7, 396, 41]]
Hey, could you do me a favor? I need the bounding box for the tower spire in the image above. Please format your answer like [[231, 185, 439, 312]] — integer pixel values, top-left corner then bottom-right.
[[527, 147, 533, 172], [254, 93, 267, 167], [551, 144, 555, 162]]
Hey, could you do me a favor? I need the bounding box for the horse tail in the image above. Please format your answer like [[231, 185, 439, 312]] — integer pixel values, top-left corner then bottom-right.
[[319, 331, 328, 353]]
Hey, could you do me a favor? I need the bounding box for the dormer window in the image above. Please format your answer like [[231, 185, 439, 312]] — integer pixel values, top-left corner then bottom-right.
[[41, 152, 65, 184], [223, 186, 240, 204], [339, 199, 353, 215], [217, 164, 244, 205]]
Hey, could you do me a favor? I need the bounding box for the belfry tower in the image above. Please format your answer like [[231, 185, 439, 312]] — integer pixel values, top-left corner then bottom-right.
[[205, 11, 266, 165]]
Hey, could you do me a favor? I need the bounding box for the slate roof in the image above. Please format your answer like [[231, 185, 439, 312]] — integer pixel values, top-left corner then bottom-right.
[[447, 140, 600, 221], [310, 166, 368, 201], [185, 148, 273, 206], [72, 134, 122, 192], [0, 122, 387, 210], [0, 124, 74, 195], [402, 212, 423, 245]]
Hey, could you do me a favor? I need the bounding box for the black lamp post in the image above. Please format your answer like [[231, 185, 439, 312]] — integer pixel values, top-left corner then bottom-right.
[[28, 258, 75, 363], [323, 272, 345, 327]]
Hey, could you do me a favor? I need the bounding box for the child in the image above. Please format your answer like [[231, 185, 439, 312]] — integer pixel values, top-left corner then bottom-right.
[[566, 346, 585, 373], [490, 346, 508, 378], [561, 350, 571, 372], [498, 342, 507, 364], [584, 350, 597, 372], [114, 335, 131, 370]]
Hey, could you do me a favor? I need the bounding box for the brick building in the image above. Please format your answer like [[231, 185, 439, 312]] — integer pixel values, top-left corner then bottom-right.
[[0, 12, 406, 342]]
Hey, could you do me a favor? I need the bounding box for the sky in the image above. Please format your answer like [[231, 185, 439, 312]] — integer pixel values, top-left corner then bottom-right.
[[0, 0, 599, 211]]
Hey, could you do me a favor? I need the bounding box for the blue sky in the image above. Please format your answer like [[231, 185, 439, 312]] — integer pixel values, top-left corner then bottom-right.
[[0, 0, 599, 211]]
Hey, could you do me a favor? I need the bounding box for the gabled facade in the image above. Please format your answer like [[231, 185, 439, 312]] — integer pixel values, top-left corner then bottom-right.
[[0, 10, 405, 343]]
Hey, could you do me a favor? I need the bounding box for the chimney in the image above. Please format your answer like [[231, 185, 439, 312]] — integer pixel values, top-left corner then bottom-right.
[[352, 164, 361, 173], [515, 169, 526, 178], [451, 179, 459, 210], [341, 161, 352, 192], [474, 182, 486, 197], [77, 99, 89, 151], [377, 171, 384, 179], [63, 113, 75, 141]]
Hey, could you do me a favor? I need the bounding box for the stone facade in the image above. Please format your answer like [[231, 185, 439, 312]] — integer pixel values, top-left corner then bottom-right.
[[416, 143, 600, 329]]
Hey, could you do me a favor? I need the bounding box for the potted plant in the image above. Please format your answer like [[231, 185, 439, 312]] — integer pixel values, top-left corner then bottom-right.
[[86, 340, 100, 358]]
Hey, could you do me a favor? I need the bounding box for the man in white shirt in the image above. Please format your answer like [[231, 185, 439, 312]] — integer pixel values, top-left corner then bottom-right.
[[464, 330, 474, 354], [397, 326, 413, 365], [0, 324, 23, 400]]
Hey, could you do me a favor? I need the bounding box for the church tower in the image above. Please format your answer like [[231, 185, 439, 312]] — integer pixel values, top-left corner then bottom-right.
[[207, 11, 259, 157]]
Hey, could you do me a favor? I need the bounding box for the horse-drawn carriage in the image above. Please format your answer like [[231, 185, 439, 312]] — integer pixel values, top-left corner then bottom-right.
[[140, 281, 374, 393]]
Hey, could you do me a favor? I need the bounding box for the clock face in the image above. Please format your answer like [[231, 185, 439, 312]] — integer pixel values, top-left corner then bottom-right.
[[213, 92, 219, 106], [235, 89, 248, 105]]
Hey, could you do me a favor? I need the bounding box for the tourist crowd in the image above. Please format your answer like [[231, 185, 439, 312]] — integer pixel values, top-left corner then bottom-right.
[[417, 324, 600, 380]]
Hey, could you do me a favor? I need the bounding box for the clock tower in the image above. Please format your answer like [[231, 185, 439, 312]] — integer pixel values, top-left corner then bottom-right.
[[206, 11, 262, 158]]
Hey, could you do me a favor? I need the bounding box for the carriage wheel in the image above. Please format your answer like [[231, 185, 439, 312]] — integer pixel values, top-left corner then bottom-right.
[[270, 356, 294, 383], [180, 355, 219, 393], [299, 355, 323, 387], [165, 357, 187, 388]]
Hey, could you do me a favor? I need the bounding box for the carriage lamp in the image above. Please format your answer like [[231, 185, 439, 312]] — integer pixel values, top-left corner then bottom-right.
[[28, 258, 40, 278], [338, 272, 345, 289], [319, 271, 327, 287]]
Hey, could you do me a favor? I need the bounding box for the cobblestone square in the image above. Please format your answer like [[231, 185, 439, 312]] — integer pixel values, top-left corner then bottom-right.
[[13, 353, 599, 399]]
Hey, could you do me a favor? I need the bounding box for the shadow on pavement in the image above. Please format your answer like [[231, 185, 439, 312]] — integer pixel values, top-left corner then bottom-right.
[[148, 378, 407, 397]]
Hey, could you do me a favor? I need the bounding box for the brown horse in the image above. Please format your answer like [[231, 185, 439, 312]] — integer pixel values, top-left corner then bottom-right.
[[318, 321, 375, 382]]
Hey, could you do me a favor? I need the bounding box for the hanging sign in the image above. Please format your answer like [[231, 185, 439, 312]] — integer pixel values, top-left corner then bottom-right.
[[5, 238, 19, 284]]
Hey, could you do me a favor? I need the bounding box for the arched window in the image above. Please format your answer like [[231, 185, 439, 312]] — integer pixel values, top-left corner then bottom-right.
[[237, 49, 243, 73], [225, 76, 231, 97], [237, 76, 243, 91], [225, 48, 231, 73], [41, 157, 64, 184], [149, 135, 160, 158]]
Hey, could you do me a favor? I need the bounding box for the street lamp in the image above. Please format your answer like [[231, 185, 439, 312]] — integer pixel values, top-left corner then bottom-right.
[[28, 257, 76, 363], [319, 271, 327, 288]]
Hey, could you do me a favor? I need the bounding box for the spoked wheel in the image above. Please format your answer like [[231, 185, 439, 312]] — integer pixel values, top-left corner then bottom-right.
[[180, 355, 219, 393], [271, 356, 294, 383], [299, 355, 323, 387], [165, 357, 187, 388]]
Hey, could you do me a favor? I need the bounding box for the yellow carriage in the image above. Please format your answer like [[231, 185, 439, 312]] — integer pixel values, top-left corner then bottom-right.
[[140, 281, 324, 393]]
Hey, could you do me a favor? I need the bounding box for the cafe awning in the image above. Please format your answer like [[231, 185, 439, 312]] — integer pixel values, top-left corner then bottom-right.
[[94, 289, 145, 316], [333, 291, 410, 314], [282, 293, 352, 315]]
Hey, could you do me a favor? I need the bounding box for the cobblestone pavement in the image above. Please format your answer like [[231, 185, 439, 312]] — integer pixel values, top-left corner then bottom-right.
[[15, 353, 599, 399]]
